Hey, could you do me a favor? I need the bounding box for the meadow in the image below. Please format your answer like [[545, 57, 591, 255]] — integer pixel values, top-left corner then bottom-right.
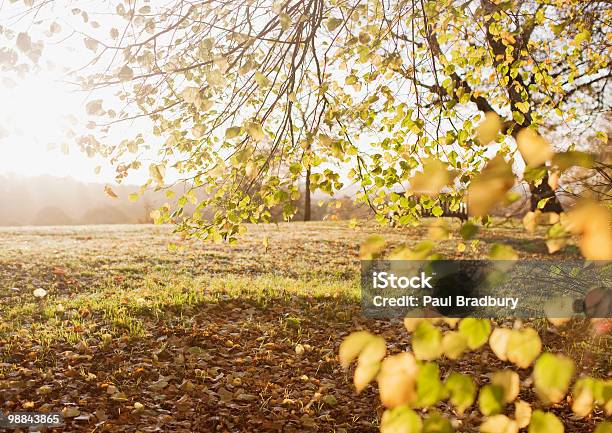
[[0, 221, 608, 432]]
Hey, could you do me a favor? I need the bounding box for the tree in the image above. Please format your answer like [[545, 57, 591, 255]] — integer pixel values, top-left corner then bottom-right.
[[1, 0, 609, 241]]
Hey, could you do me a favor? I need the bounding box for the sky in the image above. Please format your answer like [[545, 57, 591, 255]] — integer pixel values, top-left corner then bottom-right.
[[0, 0, 532, 190], [0, 1, 151, 185], [0, 70, 117, 182]]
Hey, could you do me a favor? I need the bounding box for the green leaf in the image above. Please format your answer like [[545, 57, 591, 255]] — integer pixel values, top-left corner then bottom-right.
[[441, 331, 467, 360], [415, 363, 445, 407], [572, 377, 595, 417], [345, 75, 358, 85], [360, 235, 386, 259], [534, 353, 574, 404], [326, 17, 342, 32], [489, 244, 518, 260], [512, 110, 525, 125], [431, 206, 443, 217], [245, 122, 265, 141], [289, 162, 302, 175], [458, 318, 491, 349], [523, 166, 548, 183], [423, 412, 453, 433], [528, 410, 564, 433], [225, 126, 241, 139], [537, 197, 551, 209], [491, 370, 519, 403], [254, 71, 270, 88], [413, 321, 443, 360], [478, 384, 506, 416], [594, 422, 612, 433], [592, 378, 611, 406], [460, 221, 479, 240], [515, 101, 530, 113], [552, 151, 595, 170], [445, 372, 476, 414], [381, 406, 423, 433]]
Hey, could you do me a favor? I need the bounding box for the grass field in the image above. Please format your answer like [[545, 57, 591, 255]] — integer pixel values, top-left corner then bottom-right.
[[0, 221, 608, 432]]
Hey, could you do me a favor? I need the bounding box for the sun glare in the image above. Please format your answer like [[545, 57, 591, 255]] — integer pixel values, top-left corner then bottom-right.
[[0, 73, 110, 181], [2, 73, 70, 148]]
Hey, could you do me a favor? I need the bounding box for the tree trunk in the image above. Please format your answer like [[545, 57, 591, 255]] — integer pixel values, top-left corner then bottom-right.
[[479, 0, 564, 214], [529, 171, 564, 213], [304, 165, 311, 221]]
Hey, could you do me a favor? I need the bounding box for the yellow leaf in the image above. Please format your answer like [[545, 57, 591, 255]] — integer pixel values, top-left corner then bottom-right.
[[489, 328, 512, 361], [476, 112, 503, 145], [377, 352, 419, 408], [572, 381, 594, 418], [84, 37, 98, 52], [543, 297, 573, 327], [515, 400, 532, 428], [516, 128, 553, 167], [480, 415, 519, 433], [522, 211, 538, 233], [506, 327, 541, 369], [403, 317, 426, 332], [564, 202, 612, 260], [340, 332, 386, 392], [442, 331, 468, 360], [380, 406, 422, 433], [428, 219, 449, 240], [225, 126, 241, 139], [279, 13, 291, 31], [410, 158, 454, 195], [534, 353, 574, 404], [85, 99, 103, 115], [118, 65, 134, 82], [318, 133, 333, 147], [548, 171, 560, 190], [491, 370, 520, 403], [246, 161, 257, 178], [468, 156, 515, 216], [245, 122, 265, 141], [104, 185, 118, 198], [515, 101, 530, 113], [16, 32, 32, 52], [354, 362, 380, 393], [339, 331, 374, 369], [357, 336, 386, 365], [546, 237, 566, 254], [149, 164, 165, 184], [489, 244, 518, 260]]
